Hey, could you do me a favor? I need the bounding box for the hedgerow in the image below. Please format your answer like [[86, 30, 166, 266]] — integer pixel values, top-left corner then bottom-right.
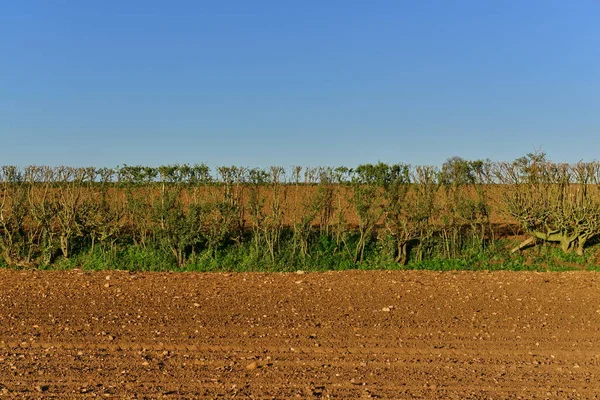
[[2, 154, 600, 271]]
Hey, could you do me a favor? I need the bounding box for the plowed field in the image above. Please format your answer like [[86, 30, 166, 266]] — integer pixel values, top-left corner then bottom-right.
[[1, 269, 599, 399]]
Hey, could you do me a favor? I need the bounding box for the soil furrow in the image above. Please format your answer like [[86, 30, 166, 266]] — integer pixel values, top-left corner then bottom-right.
[[1, 269, 600, 398]]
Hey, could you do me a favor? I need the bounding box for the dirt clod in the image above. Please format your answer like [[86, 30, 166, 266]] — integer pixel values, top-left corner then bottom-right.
[[246, 362, 258, 370]]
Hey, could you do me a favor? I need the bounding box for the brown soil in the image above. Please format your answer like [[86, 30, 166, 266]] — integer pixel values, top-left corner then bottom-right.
[[1, 269, 599, 399]]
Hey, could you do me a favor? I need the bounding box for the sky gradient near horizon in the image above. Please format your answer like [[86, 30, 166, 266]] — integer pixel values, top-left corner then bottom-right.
[[1, 1, 599, 168]]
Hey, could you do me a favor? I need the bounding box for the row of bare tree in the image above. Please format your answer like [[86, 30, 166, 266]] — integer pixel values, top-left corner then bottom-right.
[[1, 154, 599, 267]]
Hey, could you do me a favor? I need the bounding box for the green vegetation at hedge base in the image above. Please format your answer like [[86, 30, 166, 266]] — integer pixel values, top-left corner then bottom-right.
[[6, 236, 597, 273]]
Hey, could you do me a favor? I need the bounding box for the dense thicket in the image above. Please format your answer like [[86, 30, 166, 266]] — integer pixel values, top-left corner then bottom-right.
[[2, 154, 600, 270]]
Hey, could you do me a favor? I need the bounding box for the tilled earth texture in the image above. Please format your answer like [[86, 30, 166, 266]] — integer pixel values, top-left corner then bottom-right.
[[1, 270, 600, 399]]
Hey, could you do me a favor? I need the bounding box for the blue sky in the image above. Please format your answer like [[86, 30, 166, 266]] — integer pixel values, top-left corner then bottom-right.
[[1, 0, 598, 168]]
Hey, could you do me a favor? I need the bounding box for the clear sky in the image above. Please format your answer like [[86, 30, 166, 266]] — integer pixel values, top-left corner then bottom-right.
[[1, 0, 599, 168]]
